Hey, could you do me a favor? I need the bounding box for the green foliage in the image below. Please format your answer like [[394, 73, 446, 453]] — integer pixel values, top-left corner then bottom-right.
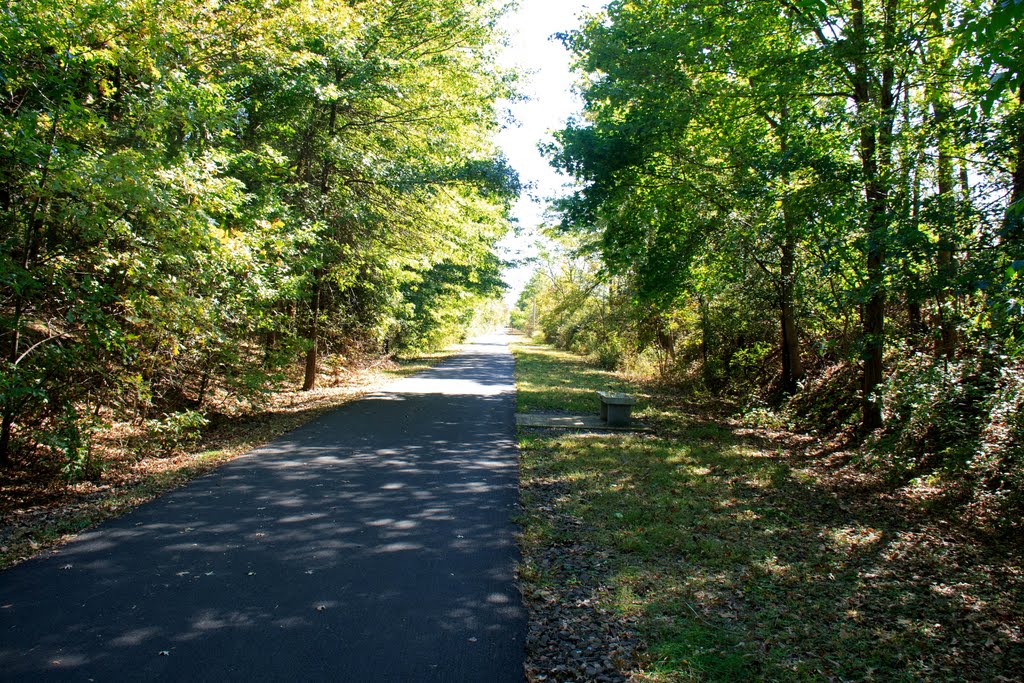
[[865, 353, 995, 478], [528, 0, 1024, 532], [145, 410, 209, 458], [0, 0, 516, 470], [864, 351, 1024, 534], [511, 238, 649, 372], [392, 256, 508, 354], [48, 407, 105, 484]]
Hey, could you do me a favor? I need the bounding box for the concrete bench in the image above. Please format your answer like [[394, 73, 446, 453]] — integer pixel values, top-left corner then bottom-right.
[[597, 391, 637, 427]]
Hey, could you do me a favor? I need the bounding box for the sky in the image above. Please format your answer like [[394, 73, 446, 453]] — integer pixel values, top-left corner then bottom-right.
[[494, 0, 599, 305]]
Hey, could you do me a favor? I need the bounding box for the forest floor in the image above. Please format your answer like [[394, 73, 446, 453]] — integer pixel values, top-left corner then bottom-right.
[[512, 338, 1024, 682], [0, 352, 451, 570]]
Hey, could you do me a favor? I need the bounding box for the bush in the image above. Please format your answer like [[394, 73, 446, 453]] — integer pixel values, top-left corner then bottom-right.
[[785, 361, 861, 434], [742, 399, 789, 430], [43, 406, 106, 483], [145, 410, 209, 457], [864, 353, 991, 479], [861, 350, 1024, 535], [594, 335, 625, 370], [967, 362, 1024, 535]]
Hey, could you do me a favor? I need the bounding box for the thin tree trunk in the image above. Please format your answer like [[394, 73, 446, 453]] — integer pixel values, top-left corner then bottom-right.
[[907, 154, 926, 337], [0, 408, 13, 468], [1004, 83, 1024, 251], [197, 369, 211, 408], [776, 118, 805, 395], [780, 233, 804, 394], [852, 0, 897, 431], [699, 295, 711, 385], [908, 301, 923, 334], [905, 84, 928, 339], [300, 67, 342, 392], [0, 293, 23, 467], [263, 329, 278, 363], [930, 10, 958, 359], [302, 279, 321, 391]]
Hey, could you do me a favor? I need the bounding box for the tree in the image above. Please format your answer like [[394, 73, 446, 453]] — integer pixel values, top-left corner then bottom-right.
[[550, 0, 856, 393], [547, 0, 1022, 429], [0, 0, 516, 468]]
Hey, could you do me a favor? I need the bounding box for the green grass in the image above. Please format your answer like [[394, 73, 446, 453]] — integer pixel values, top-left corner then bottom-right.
[[513, 339, 637, 414], [512, 337, 1024, 682]]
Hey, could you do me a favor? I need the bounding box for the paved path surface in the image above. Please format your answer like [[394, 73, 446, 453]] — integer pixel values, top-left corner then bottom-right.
[[0, 335, 525, 681]]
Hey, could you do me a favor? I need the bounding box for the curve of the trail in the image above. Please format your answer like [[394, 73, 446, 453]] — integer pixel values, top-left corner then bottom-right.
[[0, 335, 526, 682]]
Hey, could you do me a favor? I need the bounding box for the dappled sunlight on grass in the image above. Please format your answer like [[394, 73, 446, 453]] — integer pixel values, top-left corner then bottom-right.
[[513, 339, 1024, 682], [511, 339, 636, 414], [751, 553, 793, 578], [822, 524, 885, 550]]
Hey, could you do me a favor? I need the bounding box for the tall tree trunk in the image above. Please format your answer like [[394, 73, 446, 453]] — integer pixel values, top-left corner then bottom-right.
[[904, 84, 927, 339], [302, 278, 321, 392], [1004, 83, 1024, 252], [930, 10, 958, 359], [851, 0, 897, 431], [907, 154, 926, 337], [933, 171, 958, 358], [300, 66, 343, 392], [776, 119, 805, 395]]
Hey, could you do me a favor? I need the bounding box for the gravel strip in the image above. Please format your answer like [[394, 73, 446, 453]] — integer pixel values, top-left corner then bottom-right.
[[521, 480, 643, 682]]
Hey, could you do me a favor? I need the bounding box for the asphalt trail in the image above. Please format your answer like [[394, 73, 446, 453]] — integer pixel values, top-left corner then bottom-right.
[[0, 335, 526, 681]]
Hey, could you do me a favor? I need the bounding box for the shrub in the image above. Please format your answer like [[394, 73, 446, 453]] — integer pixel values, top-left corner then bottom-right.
[[43, 406, 106, 483], [859, 349, 1024, 535], [967, 362, 1024, 535], [742, 400, 789, 430], [594, 335, 625, 370], [864, 353, 991, 480], [145, 410, 209, 457], [785, 360, 861, 434]]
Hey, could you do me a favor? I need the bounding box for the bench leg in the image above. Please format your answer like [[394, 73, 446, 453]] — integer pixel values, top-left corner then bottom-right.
[[600, 401, 608, 421], [605, 404, 632, 427]]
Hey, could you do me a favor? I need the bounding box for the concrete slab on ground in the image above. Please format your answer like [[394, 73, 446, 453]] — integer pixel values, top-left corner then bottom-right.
[[514, 413, 649, 432]]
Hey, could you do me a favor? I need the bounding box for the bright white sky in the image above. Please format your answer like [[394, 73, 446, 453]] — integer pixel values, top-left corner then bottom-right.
[[495, 0, 599, 305]]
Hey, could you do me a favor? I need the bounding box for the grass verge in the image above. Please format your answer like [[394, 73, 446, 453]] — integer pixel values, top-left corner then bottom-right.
[[512, 337, 1023, 682], [0, 352, 450, 570]]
